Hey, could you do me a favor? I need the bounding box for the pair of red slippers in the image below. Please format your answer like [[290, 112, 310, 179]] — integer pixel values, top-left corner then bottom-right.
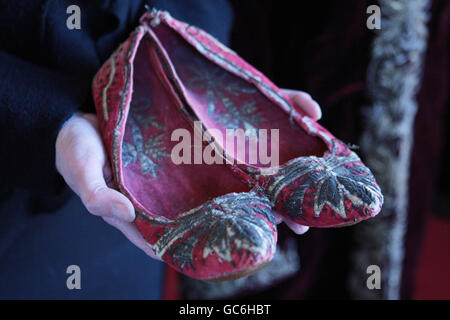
[[92, 10, 383, 281]]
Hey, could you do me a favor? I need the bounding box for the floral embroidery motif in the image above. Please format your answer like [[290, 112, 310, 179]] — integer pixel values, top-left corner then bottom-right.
[[148, 192, 276, 271], [186, 58, 266, 136], [132, 97, 166, 131], [265, 152, 382, 221], [122, 97, 170, 178]]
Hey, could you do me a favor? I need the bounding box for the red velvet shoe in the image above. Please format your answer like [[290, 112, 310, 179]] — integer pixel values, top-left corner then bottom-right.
[[140, 10, 383, 228], [92, 25, 277, 280]]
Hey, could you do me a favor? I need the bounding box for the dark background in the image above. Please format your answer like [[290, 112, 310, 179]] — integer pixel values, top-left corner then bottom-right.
[[228, 0, 449, 299]]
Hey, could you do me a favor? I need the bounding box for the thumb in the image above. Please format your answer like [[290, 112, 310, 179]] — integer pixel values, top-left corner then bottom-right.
[[56, 113, 135, 222], [77, 158, 135, 222], [59, 122, 135, 221]]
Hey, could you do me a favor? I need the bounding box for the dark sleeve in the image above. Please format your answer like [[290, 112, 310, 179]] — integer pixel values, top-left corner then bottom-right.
[[0, 50, 90, 194]]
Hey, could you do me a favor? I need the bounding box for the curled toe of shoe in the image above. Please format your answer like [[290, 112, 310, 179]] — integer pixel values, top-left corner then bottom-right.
[[135, 191, 277, 280], [261, 152, 383, 227]]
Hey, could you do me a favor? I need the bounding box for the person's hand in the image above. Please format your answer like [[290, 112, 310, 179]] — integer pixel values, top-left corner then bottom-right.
[[273, 89, 322, 234], [55, 113, 160, 260]]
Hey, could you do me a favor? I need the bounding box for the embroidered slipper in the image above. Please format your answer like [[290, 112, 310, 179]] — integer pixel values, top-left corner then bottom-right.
[[141, 10, 383, 228], [92, 25, 277, 280]]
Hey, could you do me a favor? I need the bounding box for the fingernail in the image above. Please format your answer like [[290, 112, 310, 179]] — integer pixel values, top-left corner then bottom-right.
[[112, 202, 134, 221], [300, 92, 312, 99], [295, 225, 309, 235], [284, 218, 310, 235], [315, 102, 322, 120]]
